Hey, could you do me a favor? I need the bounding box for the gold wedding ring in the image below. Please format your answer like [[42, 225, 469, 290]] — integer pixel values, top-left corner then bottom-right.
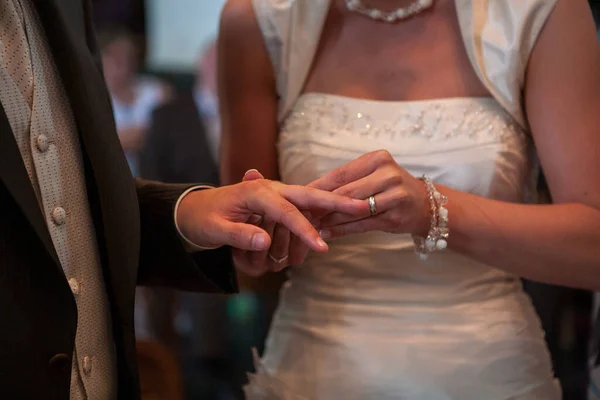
[[268, 253, 289, 264], [368, 195, 377, 217]]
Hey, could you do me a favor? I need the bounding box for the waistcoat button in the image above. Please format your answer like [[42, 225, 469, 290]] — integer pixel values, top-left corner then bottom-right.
[[51, 207, 66, 226]]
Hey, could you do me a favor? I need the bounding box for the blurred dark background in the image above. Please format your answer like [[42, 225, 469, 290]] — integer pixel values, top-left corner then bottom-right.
[[90, 1, 600, 399]]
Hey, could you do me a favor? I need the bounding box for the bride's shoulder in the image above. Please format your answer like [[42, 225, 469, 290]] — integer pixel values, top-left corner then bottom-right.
[[220, 0, 298, 37], [220, 0, 270, 68], [458, 0, 559, 57], [222, 0, 296, 19], [220, 0, 264, 44], [221, 0, 255, 25]]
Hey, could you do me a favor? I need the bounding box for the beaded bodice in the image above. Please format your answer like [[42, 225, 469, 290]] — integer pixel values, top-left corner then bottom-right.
[[282, 93, 525, 145]]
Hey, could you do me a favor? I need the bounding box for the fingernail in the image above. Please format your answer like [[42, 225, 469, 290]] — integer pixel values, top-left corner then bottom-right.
[[319, 230, 331, 240], [316, 237, 328, 249], [251, 233, 267, 250], [244, 169, 259, 176]]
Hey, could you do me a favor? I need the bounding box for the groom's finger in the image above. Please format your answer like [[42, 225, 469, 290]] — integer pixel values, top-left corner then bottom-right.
[[308, 150, 389, 191], [249, 218, 275, 266], [278, 184, 367, 215], [216, 221, 272, 251], [246, 187, 329, 252]]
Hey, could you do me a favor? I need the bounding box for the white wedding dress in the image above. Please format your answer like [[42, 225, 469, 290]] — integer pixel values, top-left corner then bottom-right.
[[245, 1, 562, 399]]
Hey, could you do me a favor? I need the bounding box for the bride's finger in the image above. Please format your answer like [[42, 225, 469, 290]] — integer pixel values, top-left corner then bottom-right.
[[288, 233, 311, 266], [233, 248, 269, 277], [319, 216, 385, 240], [243, 169, 265, 181], [268, 224, 292, 271], [287, 210, 315, 266], [308, 150, 388, 191], [247, 214, 263, 225], [320, 188, 409, 228], [332, 168, 396, 200]]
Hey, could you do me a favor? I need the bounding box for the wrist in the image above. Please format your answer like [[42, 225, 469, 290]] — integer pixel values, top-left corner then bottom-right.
[[415, 181, 432, 237], [175, 186, 220, 251], [412, 176, 449, 259]]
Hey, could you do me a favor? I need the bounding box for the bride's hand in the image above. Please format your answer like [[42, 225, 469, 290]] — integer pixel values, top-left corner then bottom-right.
[[310, 150, 431, 239]]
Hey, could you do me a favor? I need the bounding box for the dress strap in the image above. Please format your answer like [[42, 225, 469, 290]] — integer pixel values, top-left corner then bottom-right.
[[455, 0, 559, 130], [252, 0, 331, 123]]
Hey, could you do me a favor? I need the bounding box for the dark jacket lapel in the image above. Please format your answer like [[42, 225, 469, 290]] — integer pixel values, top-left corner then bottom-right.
[[0, 107, 61, 267]]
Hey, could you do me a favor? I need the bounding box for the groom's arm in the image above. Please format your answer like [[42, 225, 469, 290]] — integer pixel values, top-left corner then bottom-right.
[[136, 179, 238, 293]]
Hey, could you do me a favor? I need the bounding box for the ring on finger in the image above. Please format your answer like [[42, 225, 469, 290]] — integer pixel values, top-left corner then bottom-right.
[[268, 253, 289, 264], [367, 195, 378, 217]]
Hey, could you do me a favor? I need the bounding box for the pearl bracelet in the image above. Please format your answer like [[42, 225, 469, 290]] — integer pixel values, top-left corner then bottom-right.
[[412, 175, 449, 260]]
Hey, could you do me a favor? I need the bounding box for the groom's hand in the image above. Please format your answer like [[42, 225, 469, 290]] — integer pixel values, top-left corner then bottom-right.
[[176, 178, 367, 257]]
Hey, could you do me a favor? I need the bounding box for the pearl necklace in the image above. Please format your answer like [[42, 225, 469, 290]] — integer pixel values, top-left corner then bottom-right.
[[345, 0, 434, 23]]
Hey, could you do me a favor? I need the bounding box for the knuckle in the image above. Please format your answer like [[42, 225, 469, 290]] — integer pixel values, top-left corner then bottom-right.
[[388, 212, 405, 227], [375, 149, 393, 164], [393, 188, 410, 204], [229, 225, 252, 247], [336, 187, 353, 198], [254, 180, 270, 192], [333, 169, 348, 185], [279, 200, 298, 216], [384, 172, 403, 187], [250, 178, 269, 189], [228, 228, 242, 245]]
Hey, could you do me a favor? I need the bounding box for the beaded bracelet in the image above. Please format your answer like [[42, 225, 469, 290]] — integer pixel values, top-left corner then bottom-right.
[[412, 175, 449, 260]]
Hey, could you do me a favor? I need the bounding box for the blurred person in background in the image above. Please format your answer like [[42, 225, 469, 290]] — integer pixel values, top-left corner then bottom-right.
[[141, 40, 221, 184], [139, 40, 233, 400], [195, 40, 221, 164], [99, 25, 173, 176]]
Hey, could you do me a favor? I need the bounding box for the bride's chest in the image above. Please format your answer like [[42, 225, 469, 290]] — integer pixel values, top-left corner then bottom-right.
[[303, 4, 489, 102]]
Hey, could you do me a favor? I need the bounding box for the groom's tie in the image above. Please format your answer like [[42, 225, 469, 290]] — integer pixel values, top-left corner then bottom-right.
[[0, 0, 34, 108]]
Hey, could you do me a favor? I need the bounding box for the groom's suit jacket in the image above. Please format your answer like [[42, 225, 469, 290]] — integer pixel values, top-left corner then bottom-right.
[[0, 0, 237, 398]]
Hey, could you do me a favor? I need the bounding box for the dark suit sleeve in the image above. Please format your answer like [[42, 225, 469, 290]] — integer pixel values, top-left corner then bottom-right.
[[81, 1, 238, 294], [140, 106, 170, 181], [135, 179, 238, 293]]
